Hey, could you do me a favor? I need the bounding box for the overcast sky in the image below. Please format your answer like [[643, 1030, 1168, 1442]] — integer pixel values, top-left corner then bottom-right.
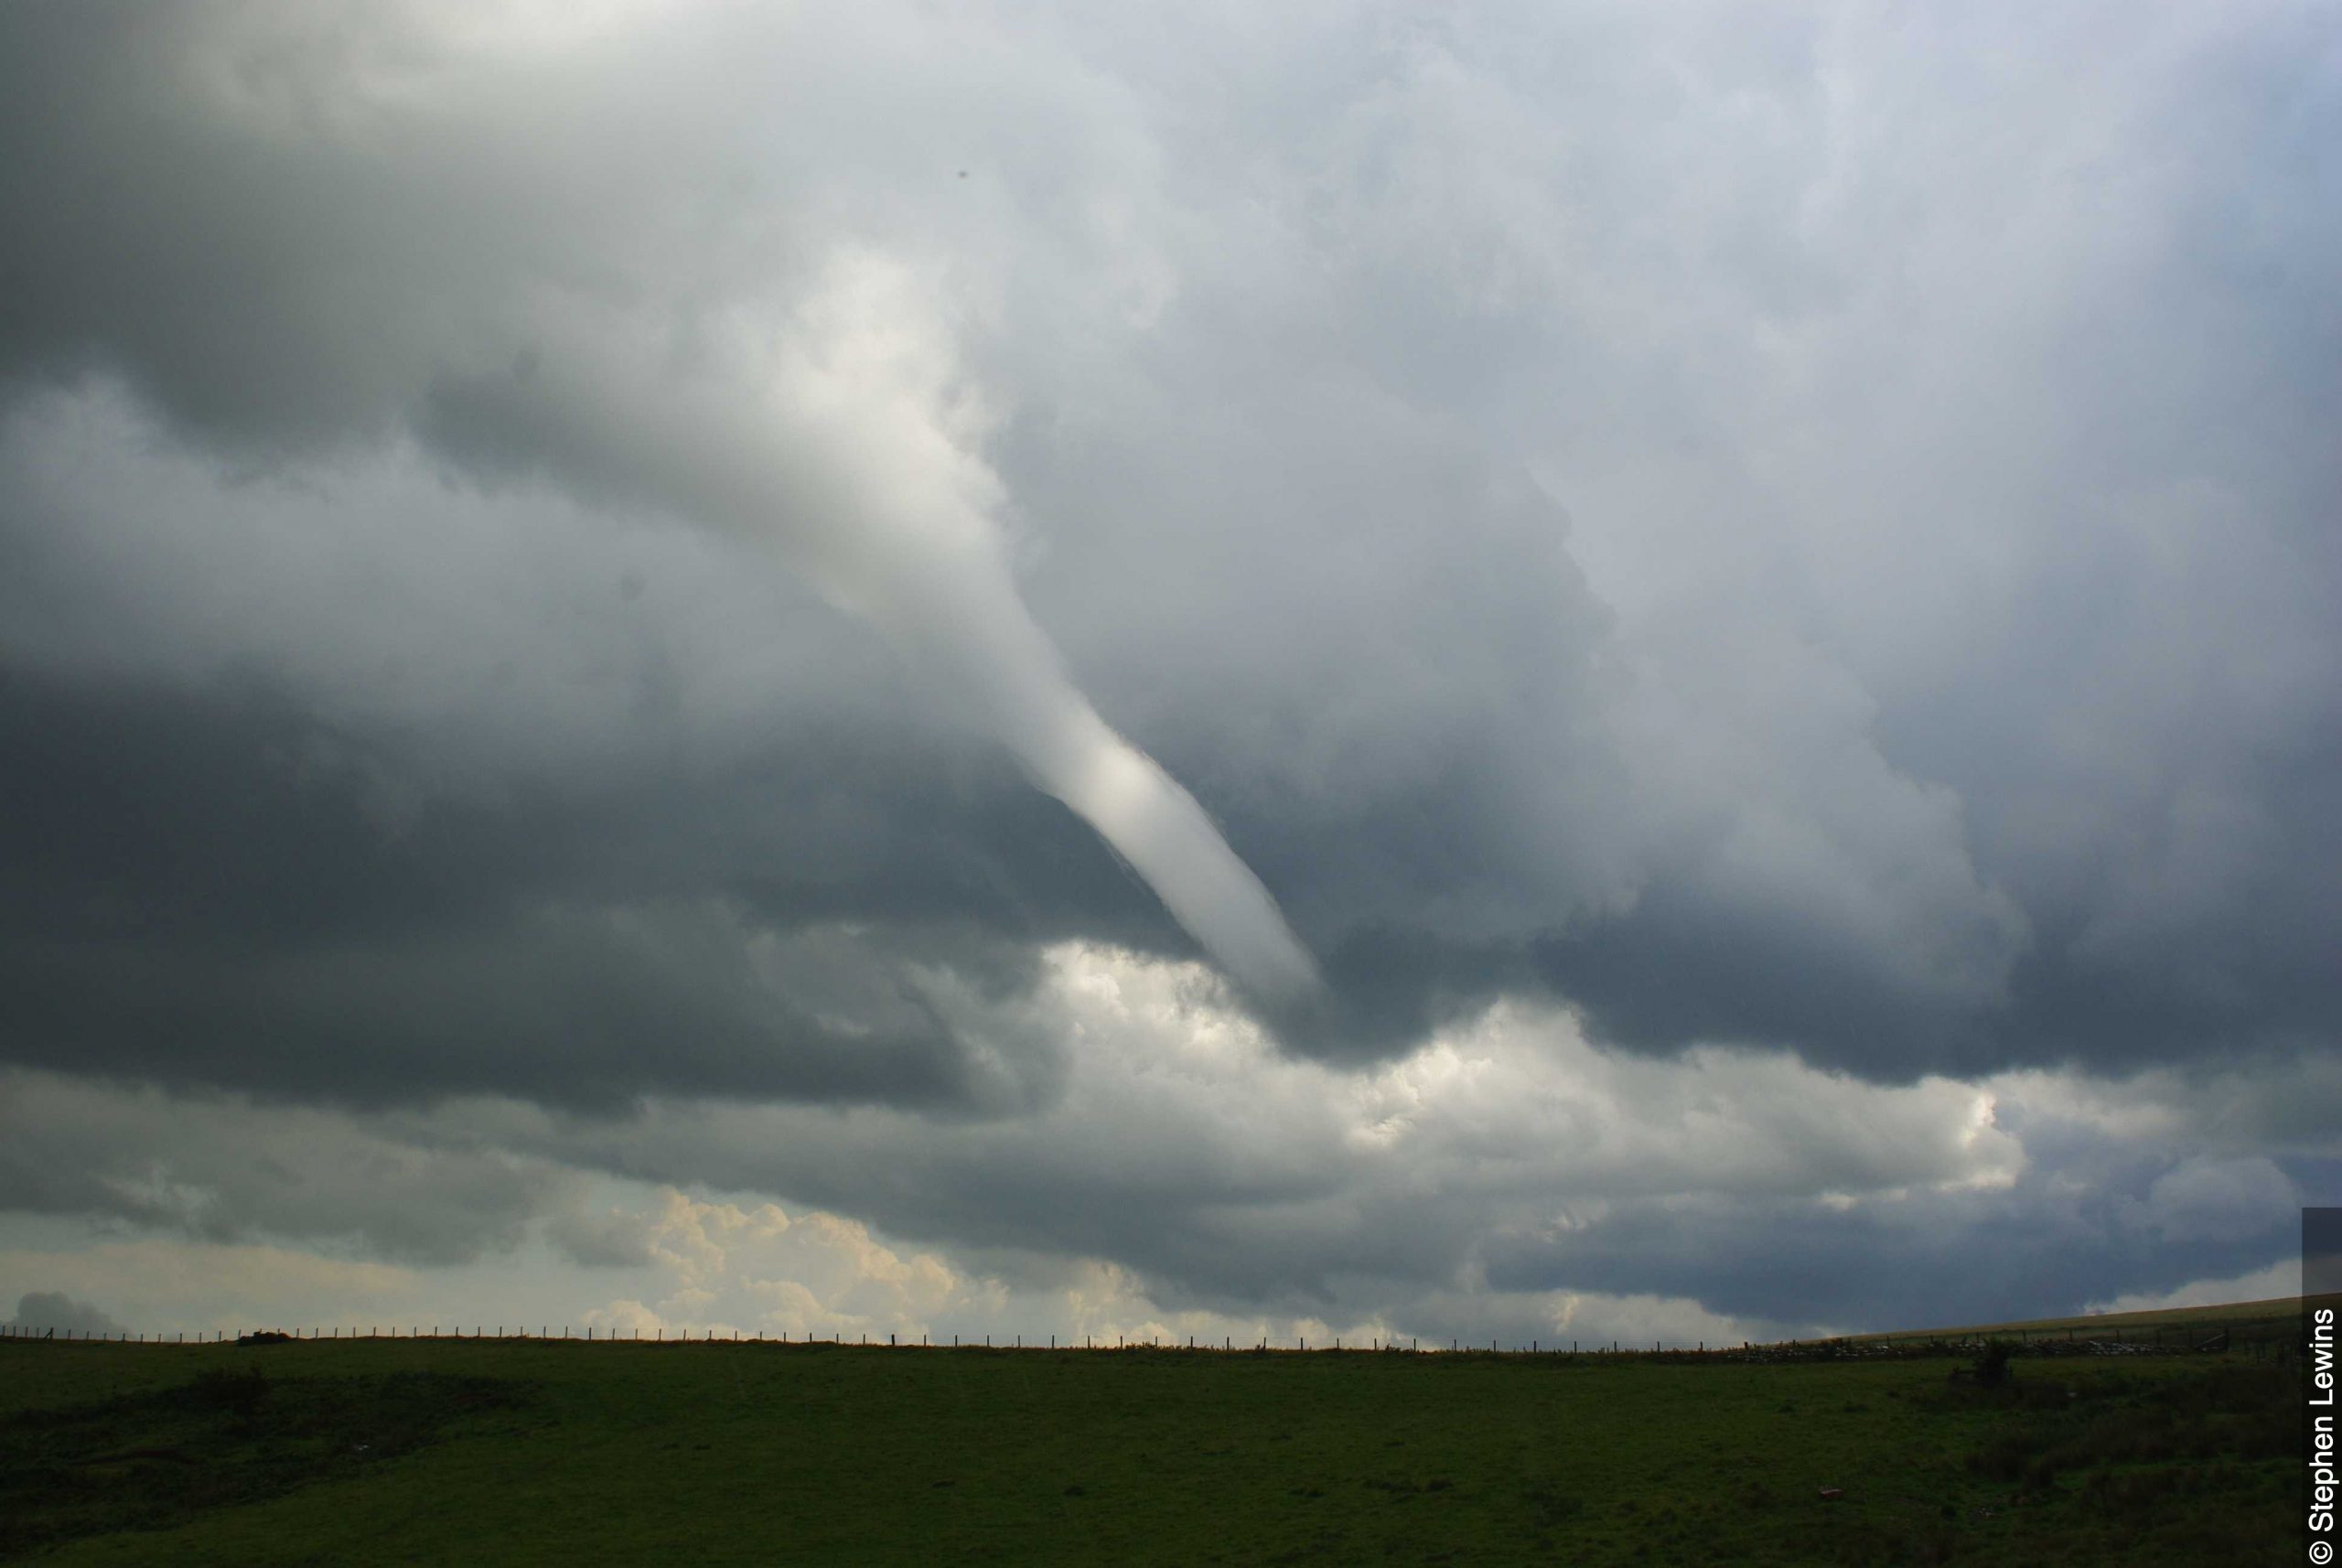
[[2, 0, 2336, 1346]]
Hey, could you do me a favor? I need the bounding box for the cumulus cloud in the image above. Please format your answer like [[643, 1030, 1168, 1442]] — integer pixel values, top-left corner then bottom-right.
[[565, 1187, 1801, 1351], [0, 1241, 414, 1337], [5, 1290, 124, 1336], [0, 0, 2337, 1332], [0, 940, 2320, 1339], [2127, 1157, 2301, 1245], [0, 1071, 581, 1263]]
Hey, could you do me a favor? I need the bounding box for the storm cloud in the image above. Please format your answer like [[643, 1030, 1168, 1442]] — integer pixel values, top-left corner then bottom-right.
[[1, 0, 2335, 1337]]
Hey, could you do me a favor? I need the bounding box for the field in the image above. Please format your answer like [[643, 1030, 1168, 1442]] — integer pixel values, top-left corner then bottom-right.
[[1843, 1294, 2312, 1349], [0, 1318, 2315, 1566]]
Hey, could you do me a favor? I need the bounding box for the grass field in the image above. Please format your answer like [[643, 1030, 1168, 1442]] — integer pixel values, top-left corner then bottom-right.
[[0, 1322, 2313, 1565], [1843, 1294, 2324, 1348]]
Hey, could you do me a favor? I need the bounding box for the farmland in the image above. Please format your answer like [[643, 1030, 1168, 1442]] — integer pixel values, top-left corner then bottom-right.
[[1, 1307, 2317, 1565]]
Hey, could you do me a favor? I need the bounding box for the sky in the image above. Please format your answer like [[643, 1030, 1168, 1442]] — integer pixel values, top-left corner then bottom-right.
[[2, 0, 2337, 1348]]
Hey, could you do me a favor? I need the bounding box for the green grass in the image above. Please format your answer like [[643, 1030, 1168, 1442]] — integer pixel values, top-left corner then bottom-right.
[[1842, 1293, 2335, 1348], [0, 1337, 2307, 1565]]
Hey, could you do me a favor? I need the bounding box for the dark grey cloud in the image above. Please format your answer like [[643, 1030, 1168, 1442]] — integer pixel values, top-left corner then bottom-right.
[[5, 0, 2333, 1088], [1477, 1171, 2305, 1337], [0, 1073, 564, 1266], [0, 659, 1127, 1112]]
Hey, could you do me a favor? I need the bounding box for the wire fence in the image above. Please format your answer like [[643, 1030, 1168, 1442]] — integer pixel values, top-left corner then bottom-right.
[[0, 1320, 2304, 1359]]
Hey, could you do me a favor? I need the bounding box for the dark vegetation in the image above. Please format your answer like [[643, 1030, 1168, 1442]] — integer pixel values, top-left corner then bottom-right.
[[0, 1364, 527, 1560], [0, 1328, 2308, 1565], [1933, 1350, 2302, 1566]]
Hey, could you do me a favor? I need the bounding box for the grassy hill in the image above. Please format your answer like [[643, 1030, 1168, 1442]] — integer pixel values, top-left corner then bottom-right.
[[1842, 1294, 2330, 1348], [1, 1304, 2315, 1565]]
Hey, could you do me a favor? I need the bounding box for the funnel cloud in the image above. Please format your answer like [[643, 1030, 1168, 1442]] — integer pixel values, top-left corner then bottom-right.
[[440, 252, 1320, 1001]]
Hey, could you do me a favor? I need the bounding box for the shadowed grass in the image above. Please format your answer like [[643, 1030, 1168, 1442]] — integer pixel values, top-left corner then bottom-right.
[[0, 1337, 2304, 1565]]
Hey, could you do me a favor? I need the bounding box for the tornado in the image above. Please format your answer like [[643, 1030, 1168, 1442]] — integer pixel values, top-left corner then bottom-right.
[[478, 255, 1321, 1004]]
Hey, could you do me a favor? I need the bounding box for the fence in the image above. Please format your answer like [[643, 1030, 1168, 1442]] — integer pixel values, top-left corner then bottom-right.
[[0, 1320, 2304, 1359]]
